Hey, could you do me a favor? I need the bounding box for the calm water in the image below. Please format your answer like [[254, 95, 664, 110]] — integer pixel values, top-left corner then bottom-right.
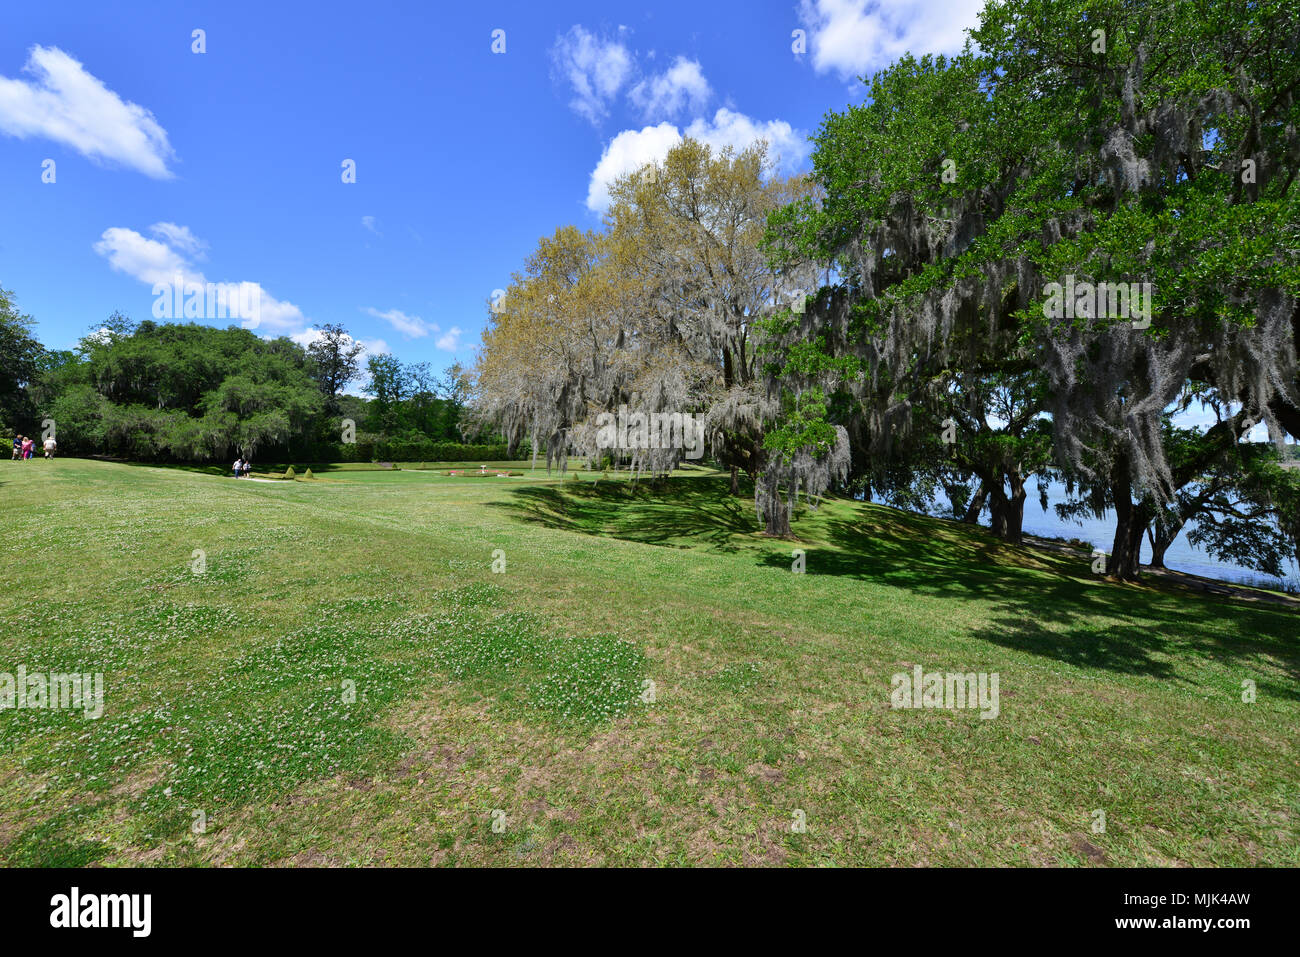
[[924, 481, 1299, 591]]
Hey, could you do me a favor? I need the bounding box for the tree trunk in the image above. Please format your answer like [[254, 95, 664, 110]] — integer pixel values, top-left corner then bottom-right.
[[1109, 507, 1146, 580], [758, 473, 793, 537], [730, 464, 740, 496], [1146, 516, 1182, 569], [962, 481, 988, 524], [988, 486, 1009, 539], [1003, 472, 1027, 545], [1108, 459, 1147, 581], [762, 494, 791, 537], [987, 476, 1027, 543]]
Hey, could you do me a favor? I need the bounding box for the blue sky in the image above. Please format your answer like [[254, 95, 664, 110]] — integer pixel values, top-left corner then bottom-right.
[[0, 0, 983, 370]]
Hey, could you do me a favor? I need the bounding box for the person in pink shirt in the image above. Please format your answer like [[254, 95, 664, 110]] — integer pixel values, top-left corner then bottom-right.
[[21, 436, 33, 460]]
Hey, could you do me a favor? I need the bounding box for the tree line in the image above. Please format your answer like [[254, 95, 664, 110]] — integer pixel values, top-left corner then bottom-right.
[[0, 300, 493, 464]]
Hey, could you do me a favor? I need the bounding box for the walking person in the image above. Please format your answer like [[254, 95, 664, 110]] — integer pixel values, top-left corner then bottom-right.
[[11, 435, 19, 460], [43, 435, 56, 459], [233, 455, 243, 478], [21, 436, 33, 460], [242, 457, 253, 479]]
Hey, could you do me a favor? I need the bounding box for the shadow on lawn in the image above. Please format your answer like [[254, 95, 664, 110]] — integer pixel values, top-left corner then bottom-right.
[[790, 511, 1300, 696], [492, 476, 756, 552], [496, 476, 1300, 694]]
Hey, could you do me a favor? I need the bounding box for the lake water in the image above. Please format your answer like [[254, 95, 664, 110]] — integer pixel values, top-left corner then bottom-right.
[[923, 481, 1299, 591]]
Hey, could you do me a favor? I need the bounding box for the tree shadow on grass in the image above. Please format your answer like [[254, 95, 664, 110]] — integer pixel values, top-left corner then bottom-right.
[[491, 476, 756, 552], [797, 511, 1300, 697], [970, 594, 1300, 700], [498, 476, 1300, 693]]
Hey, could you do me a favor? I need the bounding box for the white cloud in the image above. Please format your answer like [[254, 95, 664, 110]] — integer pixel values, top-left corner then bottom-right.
[[83, 326, 118, 345], [435, 327, 463, 351], [797, 0, 983, 80], [586, 122, 683, 211], [365, 306, 431, 338], [585, 110, 809, 212], [551, 25, 634, 124], [253, 295, 310, 333], [94, 226, 193, 287], [629, 57, 711, 121], [288, 329, 322, 349], [93, 226, 307, 333], [0, 45, 175, 177], [362, 307, 461, 350], [685, 109, 809, 172], [361, 215, 380, 235], [149, 222, 206, 258]]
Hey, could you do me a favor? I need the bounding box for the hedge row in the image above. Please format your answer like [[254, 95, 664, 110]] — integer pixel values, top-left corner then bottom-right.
[[335, 440, 510, 462]]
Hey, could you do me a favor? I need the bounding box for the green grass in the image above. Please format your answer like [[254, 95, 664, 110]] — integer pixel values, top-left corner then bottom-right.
[[0, 457, 1295, 866]]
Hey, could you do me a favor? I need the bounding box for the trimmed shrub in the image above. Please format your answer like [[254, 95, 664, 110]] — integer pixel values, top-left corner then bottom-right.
[[304, 468, 314, 480], [284, 465, 296, 479]]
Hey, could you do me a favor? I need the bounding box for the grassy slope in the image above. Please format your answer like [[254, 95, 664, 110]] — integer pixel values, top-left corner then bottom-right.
[[0, 458, 1295, 866]]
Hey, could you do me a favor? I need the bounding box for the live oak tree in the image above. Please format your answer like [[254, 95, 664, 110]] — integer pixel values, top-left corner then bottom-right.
[[473, 140, 816, 487], [604, 139, 818, 492], [762, 0, 1300, 576], [914, 369, 1056, 544]]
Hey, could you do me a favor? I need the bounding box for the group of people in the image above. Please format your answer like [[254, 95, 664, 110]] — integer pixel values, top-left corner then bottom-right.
[[232, 455, 254, 478], [11, 434, 55, 460]]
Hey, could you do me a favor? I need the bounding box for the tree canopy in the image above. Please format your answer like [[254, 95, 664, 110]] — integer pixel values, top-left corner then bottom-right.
[[758, 0, 1300, 575]]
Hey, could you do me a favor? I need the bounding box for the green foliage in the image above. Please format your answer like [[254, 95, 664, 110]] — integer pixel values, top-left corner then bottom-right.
[[372, 438, 509, 462], [0, 286, 44, 430], [306, 322, 364, 414], [762, 388, 838, 464], [284, 465, 295, 478], [11, 315, 480, 465], [759, 0, 1300, 566], [34, 320, 322, 460], [363, 353, 408, 434]]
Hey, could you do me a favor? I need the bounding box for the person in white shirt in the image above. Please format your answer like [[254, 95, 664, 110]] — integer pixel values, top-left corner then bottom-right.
[[43, 436, 56, 458], [233, 456, 243, 478]]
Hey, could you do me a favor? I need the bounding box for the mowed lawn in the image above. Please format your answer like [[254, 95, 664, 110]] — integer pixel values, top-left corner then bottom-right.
[[0, 458, 1296, 866]]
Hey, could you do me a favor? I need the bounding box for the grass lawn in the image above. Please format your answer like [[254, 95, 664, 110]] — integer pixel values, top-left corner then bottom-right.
[[0, 457, 1296, 866]]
